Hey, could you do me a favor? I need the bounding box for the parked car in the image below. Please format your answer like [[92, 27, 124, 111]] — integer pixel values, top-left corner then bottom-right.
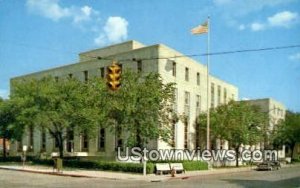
[[257, 161, 281, 171]]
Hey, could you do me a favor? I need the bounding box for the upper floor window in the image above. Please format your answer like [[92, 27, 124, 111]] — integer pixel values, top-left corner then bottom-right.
[[224, 88, 227, 103], [217, 85, 221, 105], [172, 62, 176, 77], [197, 72, 200, 86], [100, 67, 105, 78], [83, 70, 89, 83], [173, 88, 178, 113], [137, 60, 142, 73], [196, 95, 201, 115], [185, 67, 189, 81], [184, 91, 190, 116], [211, 83, 215, 108]]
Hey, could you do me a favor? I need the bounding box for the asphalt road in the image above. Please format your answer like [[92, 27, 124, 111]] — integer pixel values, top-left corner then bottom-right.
[[0, 165, 299, 188]]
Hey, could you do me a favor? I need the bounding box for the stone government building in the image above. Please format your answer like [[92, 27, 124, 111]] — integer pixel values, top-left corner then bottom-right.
[[10, 40, 238, 159]]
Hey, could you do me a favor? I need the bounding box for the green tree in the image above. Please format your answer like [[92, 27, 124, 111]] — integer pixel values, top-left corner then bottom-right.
[[106, 70, 176, 148], [11, 70, 176, 157], [198, 101, 267, 167], [273, 111, 300, 160], [11, 77, 108, 158], [0, 98, 24, 158]]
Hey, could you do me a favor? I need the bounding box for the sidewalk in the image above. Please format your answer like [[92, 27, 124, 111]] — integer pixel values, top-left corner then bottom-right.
[[0, 163, 297, 182]]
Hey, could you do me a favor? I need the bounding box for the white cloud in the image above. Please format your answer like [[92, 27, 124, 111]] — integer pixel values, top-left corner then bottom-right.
[[250, 22, 265, 31], [212, 0, 297, 29], [26, 0, 98, 24], [104, 17, 128, 43], [213, 0, 296, 16], [241, 11, 299, 32], [94, 17, 129, 46], [26, 0, 129, 47], [289, 52, 300, 61], [268, 11, 298, 27], [0, 89, 9, 99], [26, 0, 70, 21]]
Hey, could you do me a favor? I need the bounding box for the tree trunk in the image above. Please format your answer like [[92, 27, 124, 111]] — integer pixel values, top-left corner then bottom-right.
[[235, 147, 239, 167], [58, 133, 64, 158]]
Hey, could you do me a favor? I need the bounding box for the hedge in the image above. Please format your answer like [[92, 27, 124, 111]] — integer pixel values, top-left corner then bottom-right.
[[0, 157, 155, 174], [152, 160, 208, 171], [0, 157, 208, 172]]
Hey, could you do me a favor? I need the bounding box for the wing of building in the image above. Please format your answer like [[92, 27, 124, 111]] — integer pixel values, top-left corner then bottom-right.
[[10, 40, 238, 159]]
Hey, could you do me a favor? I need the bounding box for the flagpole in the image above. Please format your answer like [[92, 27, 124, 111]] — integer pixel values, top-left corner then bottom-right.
[[206, 16, 210, 150]]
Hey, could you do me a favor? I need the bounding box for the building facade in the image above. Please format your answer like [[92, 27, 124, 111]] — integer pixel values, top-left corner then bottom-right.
[[10, 40, 238, 158], [245, 98, 286, 131], [245, 98, 286, 150]]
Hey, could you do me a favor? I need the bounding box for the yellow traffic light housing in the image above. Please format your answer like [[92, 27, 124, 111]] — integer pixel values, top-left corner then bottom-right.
[[107, 61, 122, 91]]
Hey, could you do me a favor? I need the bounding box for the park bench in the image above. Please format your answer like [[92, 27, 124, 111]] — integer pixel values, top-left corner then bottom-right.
[[156, 163, 171, 175], [170, 163, 185, 174]]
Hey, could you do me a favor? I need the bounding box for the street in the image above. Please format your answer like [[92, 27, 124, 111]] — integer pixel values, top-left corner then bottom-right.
[[0, 165, 299, 188]]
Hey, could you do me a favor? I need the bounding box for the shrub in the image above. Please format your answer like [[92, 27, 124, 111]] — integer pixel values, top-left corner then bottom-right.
[[0, 156, 155, 174]]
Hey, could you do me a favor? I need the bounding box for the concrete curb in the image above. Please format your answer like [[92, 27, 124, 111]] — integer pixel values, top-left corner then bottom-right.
[[0, 166, 94, 178], [1, 163, 299, 181]]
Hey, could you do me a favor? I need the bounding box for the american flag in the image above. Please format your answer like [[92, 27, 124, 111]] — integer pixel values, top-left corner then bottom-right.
[[191, 21, 208, 35]]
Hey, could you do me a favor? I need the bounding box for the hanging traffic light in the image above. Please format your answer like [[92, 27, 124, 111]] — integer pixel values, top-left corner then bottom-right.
[[107, 61, 122, 91]]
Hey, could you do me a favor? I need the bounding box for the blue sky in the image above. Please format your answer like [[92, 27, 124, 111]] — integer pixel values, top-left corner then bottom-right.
[[0, 0, 300, 111]]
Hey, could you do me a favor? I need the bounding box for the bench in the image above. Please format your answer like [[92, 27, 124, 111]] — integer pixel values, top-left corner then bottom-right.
[[170, 163, 185, 174], [156, 163, 171, 175]]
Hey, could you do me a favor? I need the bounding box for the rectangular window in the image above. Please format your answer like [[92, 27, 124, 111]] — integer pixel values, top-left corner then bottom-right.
[[81, 132, 88, 151], [197, 72, 200, 86], [17, 140, 23, 152], [232, 94, 235, 100], [217, 85, 221, 106], [185, 67, 189, 81], [54, 138, 59, 149], [98, 128, 105, 151], [100, 67, 105, 78], [195, 124, 200, 149], [29, 126, 34, 152], [184, 91, 190, 116], [184, 119, 188, 149], [68, 74, 73, 79], [41, 129, 46, 151], [66, 129, 74, 153], [173, 88, 178, 113], [211, 83, 215, 108], [196, 95, 201, 115], [172, 62, 176, 77], [224, 88, 227, 103], [83, 70, 89, 83], [116, 125, 123, 151], [137, 60, 142, 73]]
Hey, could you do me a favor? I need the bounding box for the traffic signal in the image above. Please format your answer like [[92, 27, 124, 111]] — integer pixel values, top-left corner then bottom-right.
[[107, 61, 122, 91]]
